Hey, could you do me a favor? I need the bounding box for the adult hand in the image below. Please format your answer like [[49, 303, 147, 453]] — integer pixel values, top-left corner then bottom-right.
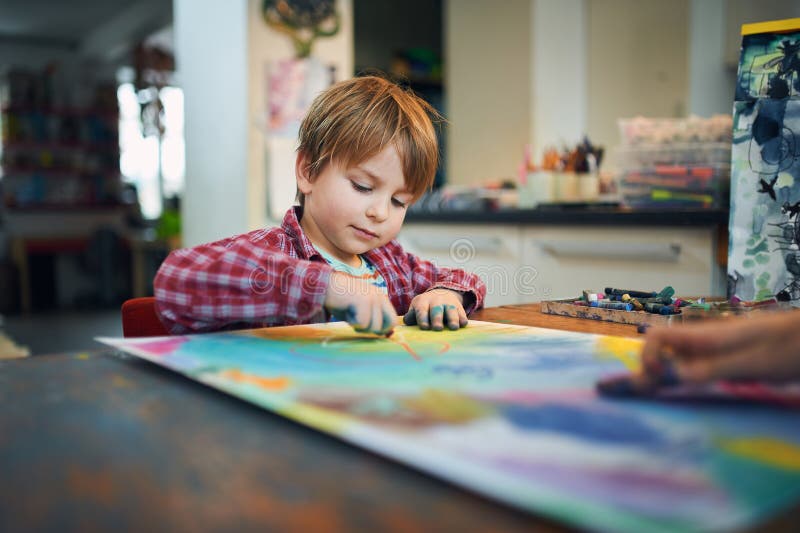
[[638, 311, 800, 385], [403, 288, 469, 331]]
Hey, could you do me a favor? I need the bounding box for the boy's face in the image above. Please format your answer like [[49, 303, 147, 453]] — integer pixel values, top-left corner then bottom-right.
[[297, 144, 413, 266]]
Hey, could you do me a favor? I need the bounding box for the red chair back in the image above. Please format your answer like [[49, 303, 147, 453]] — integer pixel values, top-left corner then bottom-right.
[[121, 297, 170, 337]]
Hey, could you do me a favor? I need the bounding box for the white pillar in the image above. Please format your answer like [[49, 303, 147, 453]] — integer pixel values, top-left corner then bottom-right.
[[174, 0, 249, 246]]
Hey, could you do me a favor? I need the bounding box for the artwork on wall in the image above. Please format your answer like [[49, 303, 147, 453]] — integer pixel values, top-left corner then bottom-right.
[[267, 57, 334, 138], [99, 320, 800, 532], [728, 19, 800, 304], [263, 56, 335, 218], [259, 0, 341, 218]]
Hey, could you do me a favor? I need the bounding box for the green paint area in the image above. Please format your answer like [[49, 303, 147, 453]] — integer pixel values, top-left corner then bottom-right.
[[746, 239, 769, 255], [711, 451, 800, 524]]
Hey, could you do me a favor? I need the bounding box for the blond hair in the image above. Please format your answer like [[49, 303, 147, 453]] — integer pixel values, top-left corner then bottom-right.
[[297, 75, 441, 205]]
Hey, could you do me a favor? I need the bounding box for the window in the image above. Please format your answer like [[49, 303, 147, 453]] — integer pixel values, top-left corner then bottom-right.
[[117, 82, 184, 219]]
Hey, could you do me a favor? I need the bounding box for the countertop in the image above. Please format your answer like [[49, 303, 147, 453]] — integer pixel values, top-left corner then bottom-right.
[[405, 205, 729, 227]]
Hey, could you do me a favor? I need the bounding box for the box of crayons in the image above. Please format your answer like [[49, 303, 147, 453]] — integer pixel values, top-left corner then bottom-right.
[[542, 287, 787, 327], [541, 286, 686, 327]]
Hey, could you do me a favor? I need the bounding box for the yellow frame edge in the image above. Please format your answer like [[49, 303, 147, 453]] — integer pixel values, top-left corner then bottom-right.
[[741, 18, 800, 36]]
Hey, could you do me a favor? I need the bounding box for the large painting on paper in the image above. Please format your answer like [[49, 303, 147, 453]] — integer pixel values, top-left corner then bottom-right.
[[99, 321, 800, 533]]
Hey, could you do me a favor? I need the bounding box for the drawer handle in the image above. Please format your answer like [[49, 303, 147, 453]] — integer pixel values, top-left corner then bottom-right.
[[539, 241, 682, 262]]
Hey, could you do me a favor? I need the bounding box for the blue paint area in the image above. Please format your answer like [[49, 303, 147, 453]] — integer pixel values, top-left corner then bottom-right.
[[502, 403, 667, 447]]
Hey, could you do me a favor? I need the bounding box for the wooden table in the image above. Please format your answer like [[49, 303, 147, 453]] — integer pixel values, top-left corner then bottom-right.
[[0, 304, 795, 532], [473, 303, 641, 337]]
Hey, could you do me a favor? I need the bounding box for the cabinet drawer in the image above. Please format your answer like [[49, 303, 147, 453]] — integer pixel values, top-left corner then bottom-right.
[[398, 224, 524, 306], [520, 226, 717, 300]]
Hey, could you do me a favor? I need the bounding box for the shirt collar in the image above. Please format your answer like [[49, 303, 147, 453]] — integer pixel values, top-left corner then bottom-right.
[[282, 206, 321, 260]]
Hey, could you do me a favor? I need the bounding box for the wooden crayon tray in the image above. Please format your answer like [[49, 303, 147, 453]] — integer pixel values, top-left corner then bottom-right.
[[540, 298, 682, 327]]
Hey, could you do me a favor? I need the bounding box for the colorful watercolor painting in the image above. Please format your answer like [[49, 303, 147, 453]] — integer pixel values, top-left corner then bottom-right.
[[98, 320, 800, 533], [729, 21, 800, 304]]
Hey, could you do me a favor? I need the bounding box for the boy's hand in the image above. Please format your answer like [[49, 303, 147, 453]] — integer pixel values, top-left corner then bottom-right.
[[403, 288, 469, 331], [324, 271, 398, 336]]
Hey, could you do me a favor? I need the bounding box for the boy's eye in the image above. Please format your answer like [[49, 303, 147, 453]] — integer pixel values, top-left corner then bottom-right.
[[392, 197, 408, 208], [351, 181, 372, 193]]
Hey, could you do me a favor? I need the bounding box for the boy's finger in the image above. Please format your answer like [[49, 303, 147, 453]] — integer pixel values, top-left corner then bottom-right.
[[458, 306, 469, 327], [381, 310, 396, 335], [403, 309, 417, 325], [367, 304, 383, 335], [416, 305, 430, 330], [332, 304, 358, 324], [430, 304, 445, 331], [444, 304, 460, 330], [350, 305, 372, 333]]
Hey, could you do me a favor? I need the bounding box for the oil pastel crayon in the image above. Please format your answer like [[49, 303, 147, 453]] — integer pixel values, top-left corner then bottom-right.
[[605, 287, 657, 299], [642, 295, 674, 305], [734, 296, 779, 308], [621, 294, 644, 310], [644, 302, 679, 315], [656, 286, 676, 300], [598, 370, 800, 407], [596, 359, 682, 397], [591, 301, 633, 311], [582, 290, 602, 302]]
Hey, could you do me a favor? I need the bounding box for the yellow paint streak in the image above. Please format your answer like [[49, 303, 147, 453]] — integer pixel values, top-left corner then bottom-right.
[[401, 389, 492, 424], [75, 353, 90, 360], [246, 322, 357, 340], [222, 369, 291, 391], [721, 437, 800, 471], [595, 336, 643, 372], [284, 403, 352, 433]]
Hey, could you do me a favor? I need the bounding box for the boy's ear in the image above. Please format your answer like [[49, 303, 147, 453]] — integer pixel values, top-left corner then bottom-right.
[[296, 152, 314, 194]]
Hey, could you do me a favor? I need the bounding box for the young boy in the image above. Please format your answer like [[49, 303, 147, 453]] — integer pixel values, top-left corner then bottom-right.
[[154, 75, 486, 335]]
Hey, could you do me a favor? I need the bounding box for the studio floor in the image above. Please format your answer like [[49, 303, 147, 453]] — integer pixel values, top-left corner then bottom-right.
[[2, 308, 123, 356]]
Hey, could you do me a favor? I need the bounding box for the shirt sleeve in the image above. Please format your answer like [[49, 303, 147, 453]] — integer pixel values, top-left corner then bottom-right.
[[391, 242, 487, 314], [153, 231, 333, 333]]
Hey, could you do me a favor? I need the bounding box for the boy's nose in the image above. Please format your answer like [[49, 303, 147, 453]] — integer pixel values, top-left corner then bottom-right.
[[366, 199, 389, 221]]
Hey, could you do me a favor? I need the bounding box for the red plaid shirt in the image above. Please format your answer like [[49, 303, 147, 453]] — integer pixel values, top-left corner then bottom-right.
[[154, 207, 486, 333]]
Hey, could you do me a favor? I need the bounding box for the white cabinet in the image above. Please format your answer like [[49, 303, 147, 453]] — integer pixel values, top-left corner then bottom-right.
[[400, 222, 724, 305], [520, 226, 720, 300], [397, 224, 523, 307]]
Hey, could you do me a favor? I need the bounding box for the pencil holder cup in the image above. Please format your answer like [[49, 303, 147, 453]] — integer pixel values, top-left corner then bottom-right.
[[519, 170, 555, 208]]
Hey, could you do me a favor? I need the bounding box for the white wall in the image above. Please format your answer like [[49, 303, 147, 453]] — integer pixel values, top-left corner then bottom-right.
[[174, 0, 249, 246], [531, 0, 587, 163], [174, 0, 799, 231], [447, 0, 691, 181], [689, 0, 731, 117], [725, 0, 800, 66], [445, 0, 532, 186], [587, 0, 689, 169]]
